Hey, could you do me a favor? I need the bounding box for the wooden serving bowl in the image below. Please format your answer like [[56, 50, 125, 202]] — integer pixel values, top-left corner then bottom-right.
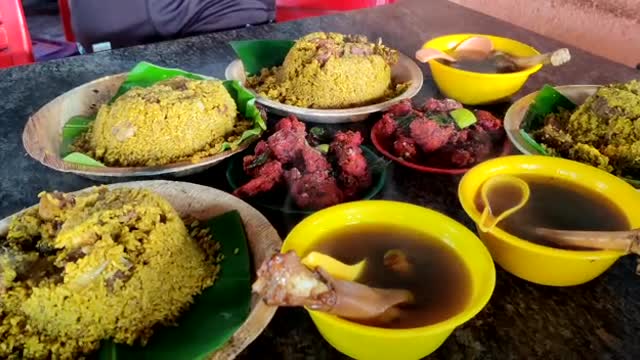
[[0, 180, 282, 359], [22, 74, 254, 181]]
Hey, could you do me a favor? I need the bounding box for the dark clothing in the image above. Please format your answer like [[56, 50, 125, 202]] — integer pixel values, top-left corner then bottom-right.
[[70, 0, 276, 50]]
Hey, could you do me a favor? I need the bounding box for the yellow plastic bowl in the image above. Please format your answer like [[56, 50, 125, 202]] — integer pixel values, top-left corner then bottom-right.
[[458, 155, 640, 287], [423, 33, 543, 105], [282, 200, 496, 360]]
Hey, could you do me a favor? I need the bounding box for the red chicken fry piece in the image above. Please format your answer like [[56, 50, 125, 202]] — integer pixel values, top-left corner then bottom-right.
[[285, 168, 344, 210], [233, 160, 284, 198], [330, 131, 371, 199]]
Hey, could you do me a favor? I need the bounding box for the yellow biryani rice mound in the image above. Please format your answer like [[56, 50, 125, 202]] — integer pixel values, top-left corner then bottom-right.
[[247, 32, 403, 109], [533, 79, 640, 178], [81, 76, 241, 167], [0, 187, 219, 359]]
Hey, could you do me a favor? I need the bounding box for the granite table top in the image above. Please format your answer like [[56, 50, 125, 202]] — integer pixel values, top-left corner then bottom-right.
[[1, 0, 639, 358]]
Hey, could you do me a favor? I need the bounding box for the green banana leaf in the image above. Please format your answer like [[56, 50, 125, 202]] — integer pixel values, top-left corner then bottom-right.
[[229, 40, 295, 76], [98, 210, 252, 360], [520, 84, 577, 132], [111, 61, 206, 102], [61, 62, 266, 167]]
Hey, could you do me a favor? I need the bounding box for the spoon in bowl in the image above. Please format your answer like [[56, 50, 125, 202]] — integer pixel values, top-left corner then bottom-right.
[[415, 36, 493, 63], [478, 174, 531, 233], [301, 251, 366, 281]]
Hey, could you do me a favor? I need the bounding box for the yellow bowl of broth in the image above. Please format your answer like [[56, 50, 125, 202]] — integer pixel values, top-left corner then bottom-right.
[[458, 155, 640, 287], [282, 200, 496, 360], [422, 34, 543, 105]]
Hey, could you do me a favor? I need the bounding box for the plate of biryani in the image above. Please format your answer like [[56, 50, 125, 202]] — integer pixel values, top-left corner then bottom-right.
[[371, 98, 511, 174], [22, 62, 267, 180], [224, 32, 423, 123], [505, 80, 640, 187], [0, 180, 281, 359], [226, 115, 388, 215]]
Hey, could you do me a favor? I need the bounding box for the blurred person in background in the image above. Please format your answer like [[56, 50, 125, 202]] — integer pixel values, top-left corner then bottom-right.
[[70, 0, 276, 52]]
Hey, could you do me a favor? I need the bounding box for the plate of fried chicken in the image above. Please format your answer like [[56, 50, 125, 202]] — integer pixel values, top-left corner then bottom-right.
[[371, 99, 511, 174], [227, 115, 388, 214]]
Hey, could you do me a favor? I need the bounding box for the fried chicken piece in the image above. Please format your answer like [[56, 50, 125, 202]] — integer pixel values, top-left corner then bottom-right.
[[268, 129, 307, 164], [253, 140, 269, 155], [422, 98, 462, 113], [475, 110, 505, 144], [409, 117, 455, 153], [285, 168, 344, 210], [330, 131, 372, 199], [449, 148, 476, 168], [233, 160, 284, 198], [373, 113, 399, 139], [386, 99, 414, 117], [449, 128, 470, 144], [275, 115, 307, 135], [300, 146, 332, 174], [475, 110, 503, 132], [238, 115, 309, 197], [393, 134, 418, 161], [242, 140, 270, 177], [438, 128, 493, 168], [252, 251, 414, 323], [267, 116, 308, 164]]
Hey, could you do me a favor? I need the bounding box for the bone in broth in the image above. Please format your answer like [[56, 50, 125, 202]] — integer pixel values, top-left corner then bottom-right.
[[474, 175, 630, 248], [313, 224, 472, 329]]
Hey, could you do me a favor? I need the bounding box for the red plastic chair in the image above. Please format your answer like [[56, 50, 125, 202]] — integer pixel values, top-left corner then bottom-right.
[[58, 0, 75, 43], [0, 0, 35, 68], [276, 0, 396, 22]]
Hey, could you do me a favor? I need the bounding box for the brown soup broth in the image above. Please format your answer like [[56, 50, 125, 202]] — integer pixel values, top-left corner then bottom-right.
[[313, 224, 472, 329], [474, 175, 630, 248], [437, 52, 524, 74]]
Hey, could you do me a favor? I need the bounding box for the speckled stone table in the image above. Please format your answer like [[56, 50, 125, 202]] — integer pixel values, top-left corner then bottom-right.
[[1, 0, 639, 359]]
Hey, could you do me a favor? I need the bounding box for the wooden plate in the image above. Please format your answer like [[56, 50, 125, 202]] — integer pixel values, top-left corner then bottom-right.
[[224, 52, 424, 124], [0, 180, 281, 359], [22, 74, 255, 181]]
